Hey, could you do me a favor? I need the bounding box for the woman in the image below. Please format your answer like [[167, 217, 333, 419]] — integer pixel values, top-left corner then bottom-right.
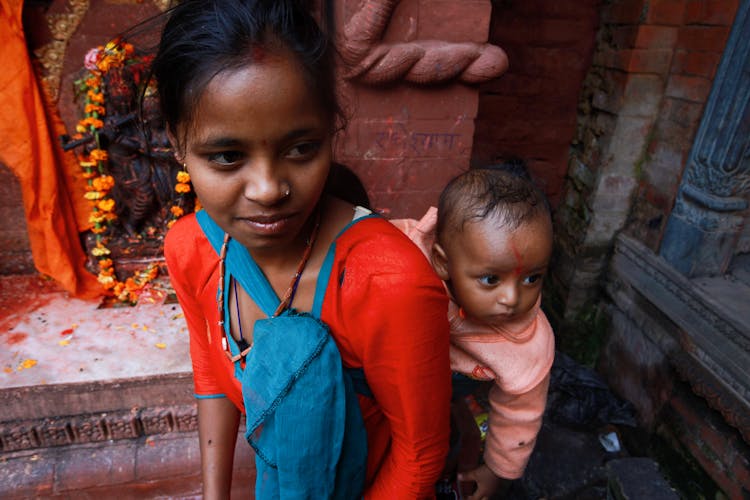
[[153, 0, 451, 497]]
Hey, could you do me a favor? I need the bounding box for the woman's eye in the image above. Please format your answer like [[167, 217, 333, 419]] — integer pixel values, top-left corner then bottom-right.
[[478, 275, 500, 286], [208, 151, 243, 166], [286, 141, 321, 160], [523, 273, 543, 285]]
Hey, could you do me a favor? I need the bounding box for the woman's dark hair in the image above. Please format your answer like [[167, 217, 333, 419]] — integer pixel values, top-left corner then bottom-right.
[[151, 0, 338, 146], [436, 158, 551, 241]]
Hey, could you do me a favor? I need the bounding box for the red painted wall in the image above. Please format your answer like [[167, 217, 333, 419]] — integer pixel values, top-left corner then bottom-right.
[[471, 0, 601, 206]]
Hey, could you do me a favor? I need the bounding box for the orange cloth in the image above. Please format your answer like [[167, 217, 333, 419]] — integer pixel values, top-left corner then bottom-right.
[[0, 0, 101, 298], [165, 213, 452, 498]]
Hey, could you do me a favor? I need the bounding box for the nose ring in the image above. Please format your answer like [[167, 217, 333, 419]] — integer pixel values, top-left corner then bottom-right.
[[282, 185, 291, 198]]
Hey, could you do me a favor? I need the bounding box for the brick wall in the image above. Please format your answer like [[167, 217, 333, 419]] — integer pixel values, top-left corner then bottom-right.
[[552, 0, 738, 320], [471, 0, 601, 205], [623, 0, 738, 250]]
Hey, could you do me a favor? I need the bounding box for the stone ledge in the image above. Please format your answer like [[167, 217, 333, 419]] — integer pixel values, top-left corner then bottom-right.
[[0, 403, 198, 453], [608, 234, 750, 441], [0, 430, 255, 499]]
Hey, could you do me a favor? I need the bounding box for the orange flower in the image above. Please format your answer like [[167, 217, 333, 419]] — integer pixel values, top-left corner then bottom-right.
[[92, 174, 114, 191], [170, 206, 184, 217], [91, 225, 107, 234], [167, 219, 177, 229], [88, 213, 106, 225], [87, 90, 105, 103], [97, 57, 114, 73], [85, 104, 106, 115], [97, 273, 116, 287], [104, 39, 120, 52], [124, 277, 139, 291], [89, 149, 108, 162], [175, 183, 191, 194], [79, 117, 104, 130], [81, 170, 97, 179], [91, 245, 111, 257], [99, 266, 115, 277], [176, 171, 191, 183], [97, 199, 116, 212], [98, 258, 113, 269], [85, 77, 101, 88], [84, 191, 103, 201]]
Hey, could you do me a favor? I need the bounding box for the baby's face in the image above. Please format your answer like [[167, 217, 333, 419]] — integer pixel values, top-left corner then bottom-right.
[[437, 213, 552, 327]]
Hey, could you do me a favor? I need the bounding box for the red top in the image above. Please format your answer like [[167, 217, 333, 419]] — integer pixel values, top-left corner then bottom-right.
[[165, 213, 451, 498]]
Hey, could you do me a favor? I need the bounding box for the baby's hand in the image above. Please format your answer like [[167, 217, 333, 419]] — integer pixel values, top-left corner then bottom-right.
[[457, 464, 510, 500]]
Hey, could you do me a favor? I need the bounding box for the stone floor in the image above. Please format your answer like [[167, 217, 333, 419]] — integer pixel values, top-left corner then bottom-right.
[[0, 274, 191, 390], [0, 274, 682, 499]]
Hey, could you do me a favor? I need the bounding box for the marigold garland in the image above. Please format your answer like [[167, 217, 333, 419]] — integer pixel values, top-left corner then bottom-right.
[[73, 38, 193, 304]]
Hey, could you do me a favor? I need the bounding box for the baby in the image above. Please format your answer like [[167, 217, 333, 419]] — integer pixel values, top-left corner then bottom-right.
[[393, 162, 555, 499]]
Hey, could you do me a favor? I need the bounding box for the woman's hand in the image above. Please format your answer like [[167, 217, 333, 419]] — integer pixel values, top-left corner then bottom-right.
[[458, 464, 511, 500], [197, 397, 241, 500]]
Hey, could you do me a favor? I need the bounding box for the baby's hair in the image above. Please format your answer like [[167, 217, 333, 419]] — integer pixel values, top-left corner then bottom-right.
[[151, 0, 338, 146], [436, 159, 551, 242]]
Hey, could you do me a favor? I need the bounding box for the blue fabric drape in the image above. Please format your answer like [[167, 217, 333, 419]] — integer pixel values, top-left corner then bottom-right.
[[197, 210, 369, 499]]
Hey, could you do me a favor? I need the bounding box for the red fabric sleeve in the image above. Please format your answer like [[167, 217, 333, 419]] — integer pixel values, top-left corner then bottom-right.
[[164, 215, 240, 403], [325, 220, 451, 498]]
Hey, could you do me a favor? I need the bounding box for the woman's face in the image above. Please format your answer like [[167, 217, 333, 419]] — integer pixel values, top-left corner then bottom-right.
[[176, 50, 332, 255]]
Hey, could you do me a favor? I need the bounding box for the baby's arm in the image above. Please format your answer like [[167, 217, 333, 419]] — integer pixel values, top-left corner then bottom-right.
[[458, 375, 550, 498], [483, 374, 551, 480]]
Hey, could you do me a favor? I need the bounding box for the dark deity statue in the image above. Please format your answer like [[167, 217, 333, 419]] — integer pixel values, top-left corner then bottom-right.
[[63, 60, 191, 238]]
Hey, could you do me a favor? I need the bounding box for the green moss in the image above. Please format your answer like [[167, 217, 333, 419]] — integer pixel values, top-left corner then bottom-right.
[[557, 301, 610, 368], [541, 266, 610, 368]]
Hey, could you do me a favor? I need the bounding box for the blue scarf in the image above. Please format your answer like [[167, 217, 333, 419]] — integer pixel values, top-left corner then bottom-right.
[[197, 210, 369, 499]]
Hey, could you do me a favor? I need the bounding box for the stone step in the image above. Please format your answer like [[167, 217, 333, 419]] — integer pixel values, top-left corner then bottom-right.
[[0, 275, 255, 496]]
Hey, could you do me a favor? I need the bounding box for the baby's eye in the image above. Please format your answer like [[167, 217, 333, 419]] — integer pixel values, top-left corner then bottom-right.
[[523, 273, 543, 285], [286, 141, 321, 160], [208, 151, 244, 166], [478, 275, 500, 286]]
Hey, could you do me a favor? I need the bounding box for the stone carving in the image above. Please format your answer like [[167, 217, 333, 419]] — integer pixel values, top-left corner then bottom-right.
[[34, 0, 90, 102], [670, 350, 750, 443], [0, 424, 39, 452], [173, 406, 199, 432], [339, 0, 508, 85], [660, 2, 750, 276], [104, 412, 140, 440], [0, 405, 198, 453], [37, 420, 73, 447], [140, 408, 174, 434], [611, 234, 750, 442], [70, 416, 106, 443]]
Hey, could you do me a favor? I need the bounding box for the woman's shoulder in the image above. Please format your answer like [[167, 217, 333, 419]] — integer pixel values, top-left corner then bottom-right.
[[336, 215, 425, 262], [335, 215, 433, 272], [164, 213, 212, 263]]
